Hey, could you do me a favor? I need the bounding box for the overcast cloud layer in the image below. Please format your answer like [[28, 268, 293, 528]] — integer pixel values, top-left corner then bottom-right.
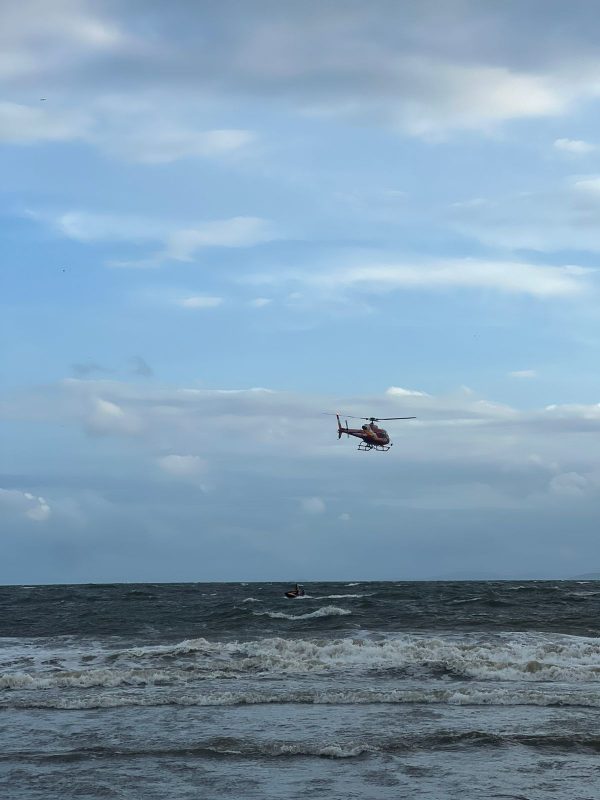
[[3, 1, 600, 582]]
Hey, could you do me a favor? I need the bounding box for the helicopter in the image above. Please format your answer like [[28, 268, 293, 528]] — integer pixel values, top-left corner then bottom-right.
[[326, 413, 416, 451]]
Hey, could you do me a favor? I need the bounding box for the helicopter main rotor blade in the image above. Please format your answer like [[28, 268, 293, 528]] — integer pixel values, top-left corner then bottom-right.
[[344, 415, 417, 421]]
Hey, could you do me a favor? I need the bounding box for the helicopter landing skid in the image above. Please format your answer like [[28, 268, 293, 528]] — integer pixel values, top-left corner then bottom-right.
[[358, 442, 392, 452]]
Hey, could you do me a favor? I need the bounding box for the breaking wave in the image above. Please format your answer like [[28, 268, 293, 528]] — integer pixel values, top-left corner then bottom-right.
[[4, 685, 600, 712], [3, 632, 600, 694], [253, 606, 352, 621]]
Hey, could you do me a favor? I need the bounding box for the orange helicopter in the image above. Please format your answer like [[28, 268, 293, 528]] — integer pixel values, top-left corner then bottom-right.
[[327, 413, 416, 451]]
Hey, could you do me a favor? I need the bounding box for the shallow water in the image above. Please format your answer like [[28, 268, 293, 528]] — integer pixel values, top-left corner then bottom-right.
[[2, 581, 600, 798]]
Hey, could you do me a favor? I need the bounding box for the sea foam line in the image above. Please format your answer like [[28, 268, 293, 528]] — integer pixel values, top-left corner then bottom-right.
[[253, 606, 352, 621], [3, 685, 600, 711]]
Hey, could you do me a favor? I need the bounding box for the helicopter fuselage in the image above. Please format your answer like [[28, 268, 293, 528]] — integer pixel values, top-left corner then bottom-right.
[[336, 416, 392, 450], [345, 423, 390, 446]]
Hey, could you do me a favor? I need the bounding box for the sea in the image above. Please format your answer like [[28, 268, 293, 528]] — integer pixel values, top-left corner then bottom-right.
[[1, 581, 600, 800]]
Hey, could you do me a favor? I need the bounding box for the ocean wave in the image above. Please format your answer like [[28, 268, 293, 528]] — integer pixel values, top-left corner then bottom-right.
[[253, 606, 352, 621], [448, 596, 483, 605], [242, 598, 262, 603], [0, 666, 236, 691], [4, 685, 600, 711], [219, 633, 600, 682], [4, 631, 600, 686], [0, 738, 374, 761], [315, 594, 371, 599]]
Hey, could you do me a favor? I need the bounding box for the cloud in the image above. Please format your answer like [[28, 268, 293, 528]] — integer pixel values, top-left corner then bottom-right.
[[52, 210, 170, 243], [129, 356, 153, 378], [0, 488, 51, 522], [157, 454, 209, 490], [71, 361, 113, 378], [1, 102, 254, 162], [0, 102, 89, 144], [157, 454, 207, 478], [448, 175, 600, 253], [178, 296, 223, 309], [85, 397, 142, 436], [37, 210, 276, 267], [301, 496, 326, 514], [249, 297, 272, 308], [162, 218, 275, 262], [254, 257, 589, 299], [549, 471, 589, 497], [4, 1, 600, 165], [509, 370, 537, 379], [93, 122, 254, 164], [386, 386, 430, 397], [385, 60, 567, 137], [0, 0, 129, 84], [554, 138, 595, 155]]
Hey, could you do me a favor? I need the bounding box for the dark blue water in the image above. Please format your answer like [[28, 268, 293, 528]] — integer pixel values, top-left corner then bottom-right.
[[2, 581, 600, 799]]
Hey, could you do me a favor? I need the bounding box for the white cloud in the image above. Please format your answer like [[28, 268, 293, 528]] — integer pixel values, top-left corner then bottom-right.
[[0, 102, 89, 144], [157, 454, 209, 490], [86, 397, 142, 436], [37, 210, 276, 267], [0, 488, 51, 522], [554, 138, 595, 155], [386, 386, 430, 397], [338, 512, 351, 521], [391, 60, 567, 137], [158, 454, 207, 479], [163, 217, 274, 261], [0, 0, 129, 83], [259, 258, 589, 299], [249, 297, 272, 308], [55, 211, 166, 243], [448, 175, 600, 253], [301, 496, 326, 514], [0, 97, 256, 163], [179, 296, 223, 309], [509, 370, 537, 379], [95, 124, 254, 164]]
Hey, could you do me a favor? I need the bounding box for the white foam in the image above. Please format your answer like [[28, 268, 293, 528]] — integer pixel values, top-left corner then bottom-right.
[[219, 632, 600, 682], [449, 596, 483, 604], [253, 605, 352, 621], [4, 632, 600, 691], [4, 685, 600, 711], [316, 594, 370, 599], [0, 666, 233, 691]]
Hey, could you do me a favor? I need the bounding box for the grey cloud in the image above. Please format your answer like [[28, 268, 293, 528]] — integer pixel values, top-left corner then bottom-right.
[[129, 356, 153, 377], [3, 0, 600, 147], [71, 361, 113, 377], [5, 376, 600, 581]]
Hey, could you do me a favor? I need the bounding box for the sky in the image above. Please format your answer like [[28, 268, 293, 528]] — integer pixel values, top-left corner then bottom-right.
[[3, 0, 600, 583]]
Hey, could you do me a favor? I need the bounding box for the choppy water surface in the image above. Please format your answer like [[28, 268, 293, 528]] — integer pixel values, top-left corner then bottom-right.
[[2, 581, 600, 799]]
